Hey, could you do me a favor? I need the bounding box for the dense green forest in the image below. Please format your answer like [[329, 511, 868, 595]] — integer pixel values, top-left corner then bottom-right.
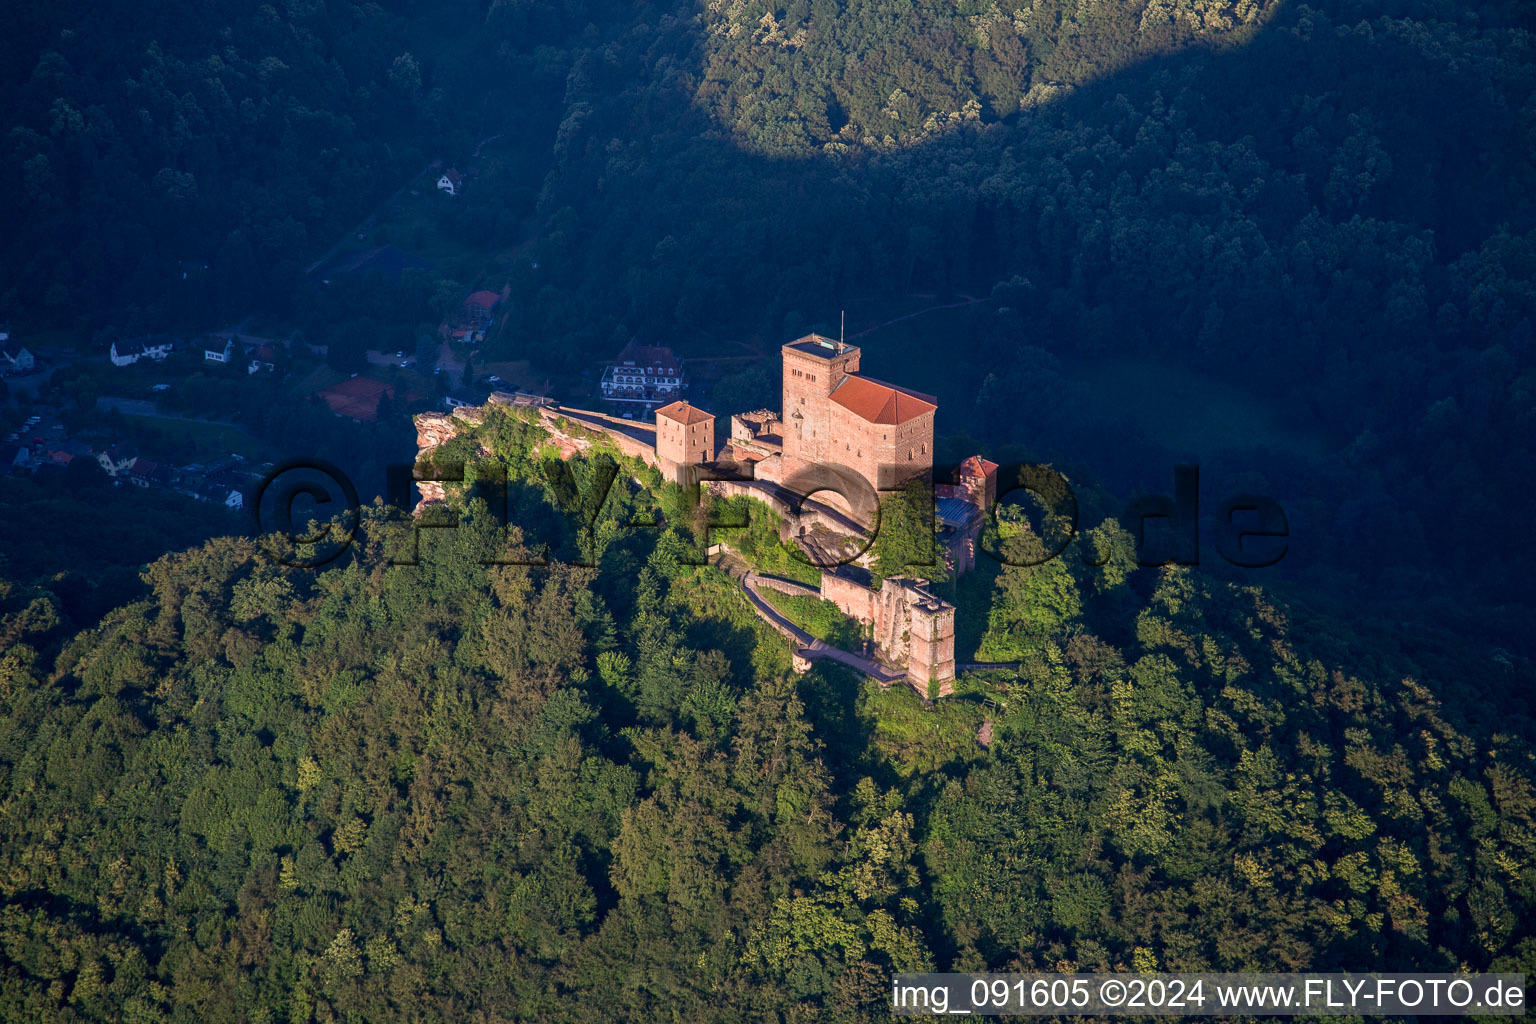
[[2, 405, 1534, 1021], [5, 2, 1536, 1018], [0, 467, 239, 631]]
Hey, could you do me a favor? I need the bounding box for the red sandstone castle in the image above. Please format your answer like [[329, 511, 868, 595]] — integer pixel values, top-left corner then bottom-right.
[[414, 330, 971, 695], [723, 334, 938, 510]]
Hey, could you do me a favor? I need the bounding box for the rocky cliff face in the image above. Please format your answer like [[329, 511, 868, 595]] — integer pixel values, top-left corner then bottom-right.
[[415, 411, 458, 453], [411, 412, 463, 509]]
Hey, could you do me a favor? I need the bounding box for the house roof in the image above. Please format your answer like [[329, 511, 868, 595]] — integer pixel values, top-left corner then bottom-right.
[[958, 454, 999, 478], [613, 341, 681, 374], [828, 375, 937, 426], [442, 169, 462, 185], [104, 444, 138, 461], [465, 290, 500, 310], [655, 400, 713, 425], [250, 344, 276, 361], [113, 334, 175, 354], [936, 496, 980, 529]]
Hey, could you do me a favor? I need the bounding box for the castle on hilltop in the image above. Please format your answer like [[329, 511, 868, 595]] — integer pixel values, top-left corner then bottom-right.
[[413, 330, 979, 697]]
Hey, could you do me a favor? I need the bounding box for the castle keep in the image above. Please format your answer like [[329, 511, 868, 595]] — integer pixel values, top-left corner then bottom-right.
[[778, 335, 937, 493]]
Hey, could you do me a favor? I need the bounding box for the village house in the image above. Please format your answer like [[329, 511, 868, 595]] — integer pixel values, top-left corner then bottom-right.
[[129, 458, 171, 489], [599, 341, 686, 411], [110, 335, 175, 367], [444, 386, 492, 410], [437, 169, 463, 195], [204, 335, 234, 363], [97, 445, 138, 478], [0, 346, 35, 375], [45, 439, 93, 466], [247, 343, 277, 374], [440, 289, 502, 344]]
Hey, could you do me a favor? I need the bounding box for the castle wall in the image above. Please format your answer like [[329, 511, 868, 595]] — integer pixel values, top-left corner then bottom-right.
[[819, 569, 879, 626], [534, 406, 660, 466], [819, 569, 956, 696]]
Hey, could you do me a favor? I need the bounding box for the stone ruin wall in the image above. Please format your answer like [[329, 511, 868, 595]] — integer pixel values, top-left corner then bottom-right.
[[819, 570, 956, 695]]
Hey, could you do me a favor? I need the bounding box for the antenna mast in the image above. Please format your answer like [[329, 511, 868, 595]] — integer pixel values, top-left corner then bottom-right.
[[839, 310, 845, 352]]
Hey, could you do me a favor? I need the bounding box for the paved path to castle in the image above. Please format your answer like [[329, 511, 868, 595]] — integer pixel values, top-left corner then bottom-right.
[[714, 551, 907, 685]]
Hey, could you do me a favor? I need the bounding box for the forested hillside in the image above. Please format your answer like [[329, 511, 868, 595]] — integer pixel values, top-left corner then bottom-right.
[[0, 407, 1533, 1021], [1, 0, 519, 332], [695, 0, 1278, 153], [5, 4, 1536, 1016]]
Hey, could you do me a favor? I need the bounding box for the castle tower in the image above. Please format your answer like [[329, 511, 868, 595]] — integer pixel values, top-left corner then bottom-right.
[[655, 400, 715, 485], [905, 591, 957, 697], [781, 334, 861, 471]]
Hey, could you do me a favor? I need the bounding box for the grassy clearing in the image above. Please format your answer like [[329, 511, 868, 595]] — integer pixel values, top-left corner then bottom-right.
[[758, 587, 862, 648], [710, 495, 823, 585], [857, 679, 987, 777]]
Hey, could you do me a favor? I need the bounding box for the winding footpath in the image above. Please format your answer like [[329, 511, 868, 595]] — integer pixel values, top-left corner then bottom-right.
[[721, 560, 907, 685]]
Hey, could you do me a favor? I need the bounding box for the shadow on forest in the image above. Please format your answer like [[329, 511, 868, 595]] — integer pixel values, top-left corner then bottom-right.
[[513, 0, 1535, 653]]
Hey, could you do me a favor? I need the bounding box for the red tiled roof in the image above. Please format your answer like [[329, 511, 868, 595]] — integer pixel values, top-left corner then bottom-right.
[[959, 455, 998, 478], [318, 376, 394, 422], [614, 341, 681, 374], [655, 400, 713, 425], [828, 375, 937, 425], [465, 290, 500, 310]]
